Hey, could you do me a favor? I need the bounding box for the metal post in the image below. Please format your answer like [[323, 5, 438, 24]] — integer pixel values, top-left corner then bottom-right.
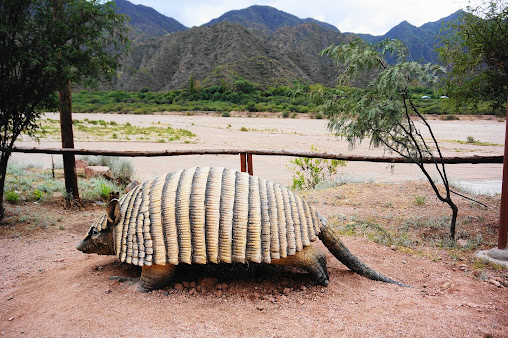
[[498, 99, 508, 249]]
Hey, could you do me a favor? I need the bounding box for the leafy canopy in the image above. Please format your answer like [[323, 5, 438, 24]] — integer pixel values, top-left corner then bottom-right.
[[312, 38, 459, 238], [438, 0, 508, 114], [314, 39, 445, 157], [0, 0, 129, 219], [0, 0, 129, 149]]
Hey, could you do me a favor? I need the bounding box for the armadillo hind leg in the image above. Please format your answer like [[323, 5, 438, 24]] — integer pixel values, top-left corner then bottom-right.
[[138, 264, 176, 292], [271, 245, 329, 286]]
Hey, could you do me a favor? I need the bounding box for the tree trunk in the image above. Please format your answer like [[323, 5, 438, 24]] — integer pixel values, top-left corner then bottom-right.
[[0, 151, 10, 221], [59, 80, 80, 202], [448, 200, 459, 239]]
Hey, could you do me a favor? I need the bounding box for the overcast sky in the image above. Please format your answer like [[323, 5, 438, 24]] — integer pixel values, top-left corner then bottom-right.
[[128, 0, 474, 35]]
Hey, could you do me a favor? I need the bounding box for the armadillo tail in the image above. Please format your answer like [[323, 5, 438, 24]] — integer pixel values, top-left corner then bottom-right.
[[318, 217, 406, 287]]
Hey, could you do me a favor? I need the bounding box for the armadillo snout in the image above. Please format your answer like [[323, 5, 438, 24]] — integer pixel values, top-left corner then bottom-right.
[[76, 239, 91, 253]]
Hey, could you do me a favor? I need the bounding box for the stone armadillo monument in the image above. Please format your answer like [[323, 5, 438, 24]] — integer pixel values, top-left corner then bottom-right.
[[77, 167, 403, 292]]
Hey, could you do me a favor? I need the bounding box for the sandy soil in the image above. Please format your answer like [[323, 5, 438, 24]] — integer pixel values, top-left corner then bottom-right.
[[2, 113, 507, 337], [12, 112, 506, 194]]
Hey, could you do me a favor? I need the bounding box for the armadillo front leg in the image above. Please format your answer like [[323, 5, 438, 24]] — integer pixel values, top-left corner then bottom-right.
[[138, 264, 176, 292], [271, 245, 329, 286]]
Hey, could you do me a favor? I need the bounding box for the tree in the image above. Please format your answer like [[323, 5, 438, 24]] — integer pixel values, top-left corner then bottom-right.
[[0, 0, 129, 220], [189, 75, 196, 94], [438, 0, 508, 115], [311, 38, 460, 238]]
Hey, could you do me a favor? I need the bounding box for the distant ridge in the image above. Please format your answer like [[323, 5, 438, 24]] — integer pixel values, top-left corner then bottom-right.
[[351, 11, 462, 63], [204, 5, 340, 32], [114, 0, 187, 40]]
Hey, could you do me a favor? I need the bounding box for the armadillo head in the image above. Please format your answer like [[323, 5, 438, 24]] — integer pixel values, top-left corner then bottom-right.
[[76, 198, 120, 255]]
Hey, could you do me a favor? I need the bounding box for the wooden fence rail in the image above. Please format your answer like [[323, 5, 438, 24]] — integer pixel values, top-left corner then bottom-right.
[[3, 147, 504, 165]]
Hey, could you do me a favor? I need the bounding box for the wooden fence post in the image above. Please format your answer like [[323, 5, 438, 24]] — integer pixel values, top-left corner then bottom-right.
[[240, 153, 253, 175], [498, 99, 508, 249]]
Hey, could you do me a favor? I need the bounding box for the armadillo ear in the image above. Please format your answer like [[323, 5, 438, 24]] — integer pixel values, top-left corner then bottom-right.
[[106, 199, 120, 226]]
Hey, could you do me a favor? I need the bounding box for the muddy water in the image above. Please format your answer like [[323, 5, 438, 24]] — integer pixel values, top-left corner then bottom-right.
[[12, 113, 505, 195]]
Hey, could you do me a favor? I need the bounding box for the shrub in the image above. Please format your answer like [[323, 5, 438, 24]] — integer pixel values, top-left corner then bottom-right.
[[5, 190, 20, 204], [287, 145, 347, 190], [221, 112, 230, 117], [414, 195, 426, 205]]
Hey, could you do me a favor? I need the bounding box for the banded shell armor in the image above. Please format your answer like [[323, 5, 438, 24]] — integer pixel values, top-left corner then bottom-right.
[[91, 167, 324, 267]]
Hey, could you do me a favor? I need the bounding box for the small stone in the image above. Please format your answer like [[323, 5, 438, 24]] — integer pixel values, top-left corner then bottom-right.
[[7, 296, 13, 301], [197, 276, 218, 291], [118, 276, 131, 283], [85, 165, 113, 180], [472, 269, 482, 277], [8, 317, 14, 321], [216, 284, 222, 290], [269, 297, 276, 303], [283, 288, 291, 295], [442, 282, 451, 289], [105, 289, 112, 294], [221, 283, 229, 290], [189, 289, 196, 295], [190, 281, 197, 288], [299, 300, 304, 305], [256, 305, 264, 311], [300, 285, 307, 291], [390, 245, 397, 250], [488, 279, 502, 288], [182, 281, 190, 288], [163, 292, 169, 296], [320, 288, 325, 293], [174, 283, 184, 291], [214, 290, 223, 298]]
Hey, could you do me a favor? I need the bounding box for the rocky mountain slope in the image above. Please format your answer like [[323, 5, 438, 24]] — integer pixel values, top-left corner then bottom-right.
[[353, 11, 462, 63], [110, 1, 461, 90], [115, 22, 348, 91]]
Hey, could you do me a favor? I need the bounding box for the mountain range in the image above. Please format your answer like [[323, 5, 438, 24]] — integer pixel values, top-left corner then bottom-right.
[[111, 0, 460, 91]]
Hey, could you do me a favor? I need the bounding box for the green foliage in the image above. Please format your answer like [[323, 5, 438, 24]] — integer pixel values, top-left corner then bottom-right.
[[33, 189, 44, 201], [287, 146, 346, 190], [79, 177, 119, 201], [315, 38, 459, 239], [5, 190, 20, 204], [71, 80, 321, 115], [0, 0, 129, 220], [414, 195, 426, 205], [438, 0, 508, 115]]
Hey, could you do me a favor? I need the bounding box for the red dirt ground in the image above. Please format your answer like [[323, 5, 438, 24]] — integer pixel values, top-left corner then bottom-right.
[[1, 182, 506, 337]]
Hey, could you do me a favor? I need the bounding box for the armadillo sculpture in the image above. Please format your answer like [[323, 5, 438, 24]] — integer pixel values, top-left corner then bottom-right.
[[77, 167, 402, 292]]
